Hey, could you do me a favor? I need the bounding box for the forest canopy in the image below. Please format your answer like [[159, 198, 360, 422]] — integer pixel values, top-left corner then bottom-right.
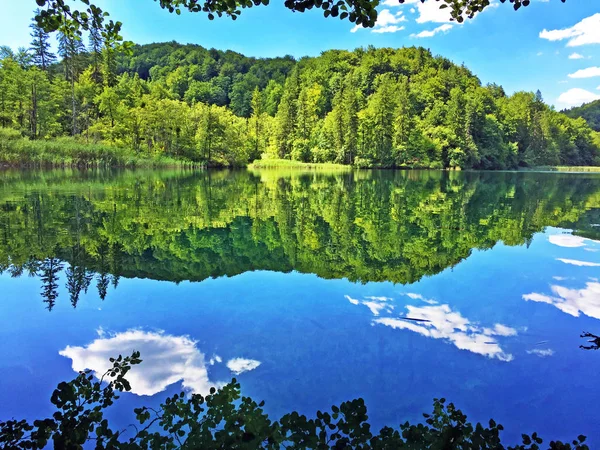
[[1, 33, 597, 169]]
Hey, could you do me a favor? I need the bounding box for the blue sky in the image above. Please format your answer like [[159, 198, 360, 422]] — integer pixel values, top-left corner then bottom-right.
[[1, 0, 600, 108]]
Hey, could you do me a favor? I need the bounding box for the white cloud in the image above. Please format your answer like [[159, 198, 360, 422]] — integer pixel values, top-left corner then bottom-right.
[[549, 234, 587, 248], [568, 67, 600, 79], [527, 348, 555, 357], [372, 25, 405, 33], [568, 52, 585, 60], [557, 258, 600, 267], [537, 52, 544, 57], [374, 304, 514, 361], [60, 330, 227, 396], [540, 14, 600, 47], [411, 24, 453, 38], [353, 9, 406, 33], [523, 282, 600, 319], [556, 88, 600, 107], [226, 358, 261, 375]]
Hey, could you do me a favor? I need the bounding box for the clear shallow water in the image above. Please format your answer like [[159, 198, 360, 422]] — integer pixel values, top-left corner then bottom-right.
[[0, 169, 599, 445]]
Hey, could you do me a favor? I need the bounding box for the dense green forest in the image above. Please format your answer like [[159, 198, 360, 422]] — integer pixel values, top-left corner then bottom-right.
[[1, 15, 599, 169], [564, 100, 600, 133], [0, 169, 598, 309]]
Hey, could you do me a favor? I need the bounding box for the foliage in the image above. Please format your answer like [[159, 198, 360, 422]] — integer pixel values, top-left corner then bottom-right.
[[563, 100, 600, 133], [0, 131, 196, 167], [0, 352, 589, 449], [28, 0, 565, 43], [1, 40, 597, 168]]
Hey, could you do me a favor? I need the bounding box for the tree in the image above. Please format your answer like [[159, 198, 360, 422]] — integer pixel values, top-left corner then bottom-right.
[[58, 25, 86, 135], [29, 9, 56, 71]]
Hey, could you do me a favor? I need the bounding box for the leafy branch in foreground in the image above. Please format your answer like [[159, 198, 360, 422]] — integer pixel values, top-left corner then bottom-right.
[[30, 0, 565, 37], [580, 332, 600, 351], [0, 352, 590, 449]]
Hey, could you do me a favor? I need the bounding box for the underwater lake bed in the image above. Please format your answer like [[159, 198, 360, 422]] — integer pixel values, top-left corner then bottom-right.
[[0, 169, 599, 445]]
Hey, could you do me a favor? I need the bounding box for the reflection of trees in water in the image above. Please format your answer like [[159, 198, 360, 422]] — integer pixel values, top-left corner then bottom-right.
[[39, 255, 63, 311], [0, 170, 599, 310]]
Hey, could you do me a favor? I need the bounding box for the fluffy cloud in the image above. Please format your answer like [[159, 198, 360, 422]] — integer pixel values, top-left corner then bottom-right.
[[556, 88, 600, 107], [523, 282, 600, 319], [568, 53, 585, 60], [60, 329, 261, 396], [347, 294, 515, 361], [568, 67, 600, 79], [540, 14, 600, 47], [411, 24, 453, 38], [226, 358, 261, 375]]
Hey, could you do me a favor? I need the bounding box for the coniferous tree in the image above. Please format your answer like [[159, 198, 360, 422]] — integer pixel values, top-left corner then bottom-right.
[[29, 10, 56, 71]]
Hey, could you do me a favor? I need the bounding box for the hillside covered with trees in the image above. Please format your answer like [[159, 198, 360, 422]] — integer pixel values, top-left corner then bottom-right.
[[564, 100, 600, 133], [1, 18, 599, 169]]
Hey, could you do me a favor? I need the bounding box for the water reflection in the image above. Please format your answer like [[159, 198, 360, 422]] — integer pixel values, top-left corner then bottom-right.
[[0, 169, 599, 310], [59, 329, 261, 396], [523, 282, 600, 319], [347, 294, 517, 361]]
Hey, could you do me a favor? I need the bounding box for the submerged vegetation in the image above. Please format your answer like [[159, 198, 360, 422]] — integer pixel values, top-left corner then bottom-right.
[[2, 27, 599, 168], [0, 353, 590, 449]]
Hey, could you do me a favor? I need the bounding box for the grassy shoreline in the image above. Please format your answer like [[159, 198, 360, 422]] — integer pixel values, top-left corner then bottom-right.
[[0, 131, 199, 169], [2, 133, 600, 172]]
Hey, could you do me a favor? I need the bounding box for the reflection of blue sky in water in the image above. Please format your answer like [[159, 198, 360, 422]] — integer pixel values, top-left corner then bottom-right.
[[60, 329, 261, 396], [1, 226, 600, 445], [523, 232, 600, 320], [346, 295, 517, 361]]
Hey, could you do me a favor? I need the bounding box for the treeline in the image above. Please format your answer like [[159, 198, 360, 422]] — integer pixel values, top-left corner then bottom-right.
[[1, 170, 599, 309], [1, 18, 599, 168]]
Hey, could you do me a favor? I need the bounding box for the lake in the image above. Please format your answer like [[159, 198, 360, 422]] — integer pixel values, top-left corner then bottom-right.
[[0, 168, 599, 445]]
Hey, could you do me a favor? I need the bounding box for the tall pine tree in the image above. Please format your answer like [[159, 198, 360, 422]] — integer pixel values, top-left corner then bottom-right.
[[29, 10, 56, 71]]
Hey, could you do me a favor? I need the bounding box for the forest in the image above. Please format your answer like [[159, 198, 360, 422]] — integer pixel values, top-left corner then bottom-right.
[[1, 14, 599, 169]]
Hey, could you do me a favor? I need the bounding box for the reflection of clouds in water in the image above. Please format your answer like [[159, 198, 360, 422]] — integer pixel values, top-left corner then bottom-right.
[[405, 293, 437, 304], [557, 258, 600, 267], [549, 233, 599, 249], [347, 295, 515, 362], [60, 330, 261, 396], [527, 348, 554, 357], [549, 235, 586, 248], [226, 358, 261, 375], [523, 282, 600, 319], [345, 295, 393, 315]]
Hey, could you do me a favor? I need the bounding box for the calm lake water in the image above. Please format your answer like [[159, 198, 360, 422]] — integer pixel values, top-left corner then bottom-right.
[[0, 169, 599, 445]]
